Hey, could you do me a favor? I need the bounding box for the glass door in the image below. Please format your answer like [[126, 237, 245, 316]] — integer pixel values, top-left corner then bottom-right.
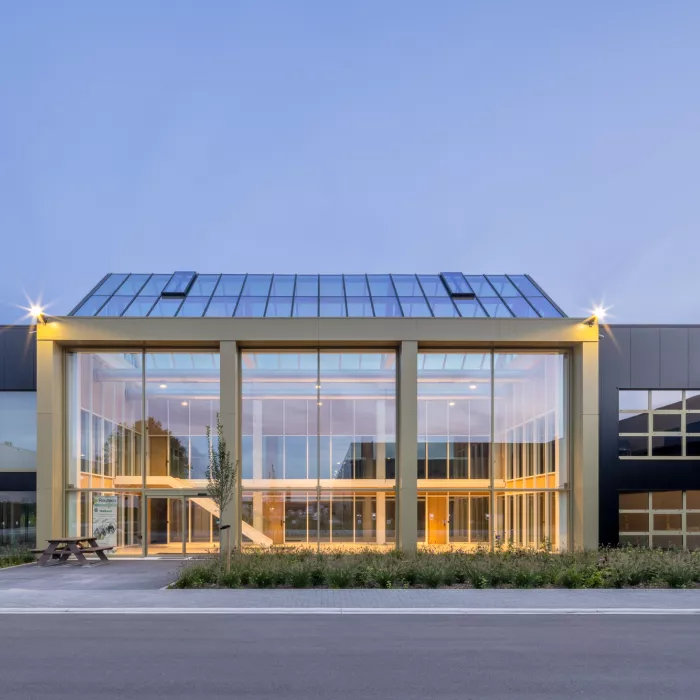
[[146, 496, 186, 556]]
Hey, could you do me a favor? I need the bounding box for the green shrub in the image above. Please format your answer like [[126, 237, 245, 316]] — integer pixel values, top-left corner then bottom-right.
[[289, 565, 312, 588], [328, 567, 353, 588]]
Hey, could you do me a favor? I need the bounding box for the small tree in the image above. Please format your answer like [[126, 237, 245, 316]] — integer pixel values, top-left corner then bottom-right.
[[206, 414, 237, 570]]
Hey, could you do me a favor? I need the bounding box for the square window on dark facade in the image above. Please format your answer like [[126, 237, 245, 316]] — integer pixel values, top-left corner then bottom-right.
[[618, 436, 648, 457], [651, 436, 682, 457]]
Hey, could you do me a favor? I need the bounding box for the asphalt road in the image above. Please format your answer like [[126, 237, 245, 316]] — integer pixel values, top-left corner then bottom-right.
[[2, 614, 699, 699]]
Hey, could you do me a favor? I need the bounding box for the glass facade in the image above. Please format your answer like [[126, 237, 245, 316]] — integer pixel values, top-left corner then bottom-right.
[[70, 273, 565, 319], [0, 491, 36, 546], [0, 393, 36, 472]]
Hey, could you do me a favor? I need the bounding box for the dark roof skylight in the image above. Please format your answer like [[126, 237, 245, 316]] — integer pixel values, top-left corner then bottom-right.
[[69, 273, 566, 319]]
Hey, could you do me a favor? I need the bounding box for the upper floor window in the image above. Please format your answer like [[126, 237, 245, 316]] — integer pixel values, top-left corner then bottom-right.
[[619, 390, 700, 459], [0, 392, 37, 471]]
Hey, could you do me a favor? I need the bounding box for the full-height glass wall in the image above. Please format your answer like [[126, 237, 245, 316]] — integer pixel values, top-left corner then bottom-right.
[[66, 351, 221, 555], [417, 351, 568, 550], [241, 351, 396, 548]]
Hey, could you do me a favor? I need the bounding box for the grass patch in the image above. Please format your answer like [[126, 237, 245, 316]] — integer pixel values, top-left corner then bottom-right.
[[171, 546, 700, 590], [0, 547, 35, 569]]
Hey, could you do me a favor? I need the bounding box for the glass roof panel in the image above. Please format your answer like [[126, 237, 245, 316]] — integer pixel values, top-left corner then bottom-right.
[[139, 274, 171, 296], [418, 275, 449, 297], [479, 297, 513, 317], [265, 297, 293, 317], [162, 271, 195, 296], [345, 298, 374, 317], [454, 299, 487, 318], [486, 275, 520, 297], [270, 275, 295, 296], [73, 295, 110, 316], [372, 297, 403, 317], [241, 275, 272, 297], [176, 297, 210, 317], [320, 275, 344, 296], [215, 275, 246, 296], [392, 275, 423, 296], [148, 298, 183, 317], [295, 275, 319, 296], [507, 275, 541, 297], [400, 296, 432, 317], [464, 275, 495, 296], [292, 296, 318, 317], [235, 297, 268, 317], [440, 272, 472, 296], [188, 274, 220, 296], [368, 275, 395, 296], [122, 296, 158, 317], [97, 296, 134, 317], [93, 274, 128, 296], [503, 297, 539, 318], [526, 296, 562, 318], [204, 298, 238, 317], [344, 275, 369, 296], [116, 274, 150, 296], [320, 297, 347, 317], [428, 298, 459, 317]]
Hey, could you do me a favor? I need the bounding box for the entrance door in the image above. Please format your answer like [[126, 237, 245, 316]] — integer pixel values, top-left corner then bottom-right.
[[263, 494, 285, 544], [146, 496, 186, 555], [427, 495, 448, 545]]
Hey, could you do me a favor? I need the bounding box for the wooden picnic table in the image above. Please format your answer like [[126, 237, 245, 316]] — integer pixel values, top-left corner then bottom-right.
[[35, 537, 113, 566]]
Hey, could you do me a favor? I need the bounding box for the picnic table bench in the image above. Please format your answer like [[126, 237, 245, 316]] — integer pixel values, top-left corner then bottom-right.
[[34, 537, 113, 566]]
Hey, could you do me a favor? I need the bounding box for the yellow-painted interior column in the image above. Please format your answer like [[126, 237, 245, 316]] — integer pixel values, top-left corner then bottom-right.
[[397, 340, 418, 550], [36, 337, 64, 547], [219, 340, 241, 551]]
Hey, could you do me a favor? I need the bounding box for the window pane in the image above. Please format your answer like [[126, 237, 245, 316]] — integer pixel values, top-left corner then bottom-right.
[[292, 297, 318, 317], [319, 297, 347, 317], [372, 297, 403, 317], [619, 513, 649, 532], [687, 512, 700, 531], [653, 413, 682, 432], [392, 275, 423, 296], [162, 271, 195, 296], [428, 298, 459, 317], [527, 296, 562, 318], [73, 296, 110, 316], [214, 275, 245, 296], [0, 393, 36, 471], [651, 436, 682, 456], [294, 275, 318, 296], [367, 275, 395, 296], [189, 274, 219, 296], [122, 297, 157, 317], [654, 513, 682, 531], [653, 534, 683, 548], [96, 296, 133, 317], [618, 436, 648, 457], [652, 491, 683, 509], [204, 298, 238, 317], [619, 492, 649, 510], [344, 275, 368, 296], [270, 275, 295, 296], [94, 273, 128, 296], [265, 297, 292, 317], [686, 391, 700, 411], [418, 275, 449, 297], [139, 274, 171, 296], [440, 272, 472, 295], [346, 298, 374, 317], [148, 298, 183, 317], [479, 297, 512, 317], [319, 275, 343, 296], [464, 275, 495, 295], [400, 297, 432, 317], [619, 412, 648, 434], [686, 491, 700, 509], [687, 434, 700, 457], [651, 390, 682, 410], [486, 275, 519, 296], [177, 297, 210, 317], [235, 297, 268, 317], [504, 297, 539, 318], [241, 274, 272, 297], [508, 275, 541, 297], [117, 274, 150, 296], [619, 534, 649, 547], [619, 391, 648, 411], [454, 299, 487, 318]]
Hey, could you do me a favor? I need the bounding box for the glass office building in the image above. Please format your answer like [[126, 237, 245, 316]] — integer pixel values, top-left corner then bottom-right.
[[35, 272, 599, 555]]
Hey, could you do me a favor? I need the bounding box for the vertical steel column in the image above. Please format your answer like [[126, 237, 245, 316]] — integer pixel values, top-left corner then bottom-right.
[[397, 341, 418, 551]]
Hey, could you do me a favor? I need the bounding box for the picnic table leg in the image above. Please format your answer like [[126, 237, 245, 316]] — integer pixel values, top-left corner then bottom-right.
[[69, 544, 89, 565], [37, 543, 60, 566], [86, 538, 110, 562]]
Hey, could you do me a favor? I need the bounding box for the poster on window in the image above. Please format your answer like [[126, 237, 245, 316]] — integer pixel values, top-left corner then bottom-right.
[[92, 495, 118, 547]]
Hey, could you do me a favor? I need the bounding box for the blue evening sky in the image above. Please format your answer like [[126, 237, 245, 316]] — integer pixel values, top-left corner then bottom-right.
[[1, 1, 699, 323]]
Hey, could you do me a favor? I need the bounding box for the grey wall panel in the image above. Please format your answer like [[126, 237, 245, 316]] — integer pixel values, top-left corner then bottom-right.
[[691, 329, 700, 388], [599, 326, 631, 389], [630, 327, 660, 388], [659, 327, 690, 388], [0, 326, 36, 391]]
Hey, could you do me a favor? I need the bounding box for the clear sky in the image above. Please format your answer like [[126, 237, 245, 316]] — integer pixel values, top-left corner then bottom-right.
[[1, 1, 699, 323]]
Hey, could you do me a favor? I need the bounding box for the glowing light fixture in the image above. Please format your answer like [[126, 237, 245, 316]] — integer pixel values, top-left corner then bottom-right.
[[159, 384, 167, 389], [469, 384, 477, 390], [448, 401, 455, 406], [181, 401, 188, 406], [584, 304, 609, 327], [29, 304, 47, 324]]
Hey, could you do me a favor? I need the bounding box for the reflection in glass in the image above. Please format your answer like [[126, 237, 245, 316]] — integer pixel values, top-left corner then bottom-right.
[[479, 297, 513, 317], [344, 275, 369, 296], [117, 274, 151, 296], [464, 275, 495, 296], [205, 298, 238, 317], [418, 275, 449, 297], [215, 275, 246, 296], [651, 390, 683, 410], [292, 297, 318, 317], [486, 275, 520, 297], [97, 296, 133, 317], [139, 274, 171, 296], [391, 275, 423, 296], [319, 297, 347, 317], [454, 299, 486, 317], [94, 274, 128, 296], [346, 298, 374, 317], [400, 297, 432, 317], [270, 275, 295, 296], [508, 275, 541, 297], [428, 298, 459, 317], [74, 296, 110, 316], [619, 412, 648, 434], [295, 275, 318, 296], [189, 274, 220, 296], [527, 296, 561, 318], [367, 275, 395, 296], [265, 297, 293, 317], [177, 297, 210, 317], [122, 297, 158, 317], [148, 298, 183, 317], [235, 297, 268, 317], [0, 393, 36, 471], [0, 492, 36, 547], [371, 297, 402, 317], [619, 391, 649, 411], [320, 275, 343, 296], [241, 275, 272, 296], [503, 297, 539, 318]]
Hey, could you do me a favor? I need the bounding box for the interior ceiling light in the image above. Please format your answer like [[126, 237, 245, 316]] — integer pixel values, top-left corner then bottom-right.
[[469, 384, 477, 390], [159, 384, 167, 389]]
